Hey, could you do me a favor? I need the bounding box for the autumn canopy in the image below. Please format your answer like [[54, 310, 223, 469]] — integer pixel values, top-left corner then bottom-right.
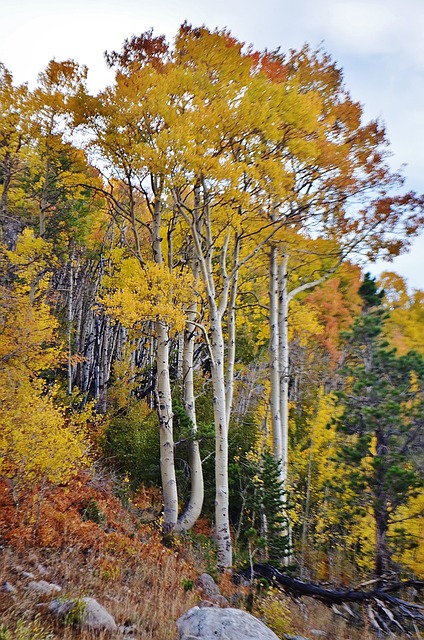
[[0, 24, 423, 592]]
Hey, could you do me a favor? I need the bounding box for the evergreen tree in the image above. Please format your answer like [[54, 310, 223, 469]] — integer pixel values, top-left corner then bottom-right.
[[240, 448, 291, 566], [334, 274, 424, 577]]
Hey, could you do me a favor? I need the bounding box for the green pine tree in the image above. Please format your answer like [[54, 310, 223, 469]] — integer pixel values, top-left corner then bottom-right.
[[334, 273, 424, 577], [241, 448, 291, 567]]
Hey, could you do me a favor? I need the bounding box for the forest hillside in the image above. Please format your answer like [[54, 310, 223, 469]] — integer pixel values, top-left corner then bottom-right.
[[0, 23, 423, 639]]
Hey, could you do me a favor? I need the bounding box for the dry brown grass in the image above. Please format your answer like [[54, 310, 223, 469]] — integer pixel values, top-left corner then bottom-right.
[[0, 472, 199, 639], [0, 474, 417, 640], [0, 535, 199, 639]]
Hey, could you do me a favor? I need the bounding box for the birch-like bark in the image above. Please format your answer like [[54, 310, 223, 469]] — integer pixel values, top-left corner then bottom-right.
[[67, 247, 74, 395], [269, 247, 292, 564], [209, 299, 232, 570], [276, 251, 344, 453], [156, 318, 178, 532], [269, 245, 283, 471], [176, 332, 184, 381], [177, 186, 204, 532], [152, 189, 178, 533], [225, 236, 240, 430], [0, 152, 18, 250], [274, 252, 343, 562], [176, 290, 204, 531], [278, 255, 289, 488], [200, 215, 232, 569], [97, 318, 109, 414], [173, 185, 232, 569]]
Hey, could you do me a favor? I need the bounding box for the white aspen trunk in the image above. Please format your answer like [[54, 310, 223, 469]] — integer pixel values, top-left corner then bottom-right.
[[269, 245, 283, 470], [176, 296, 204, 531], [97, 318, 109, 414], [278, 255, 289, 488], [173, 185, 232, 568], [81, 315, 93, 393], [210, 300, 232, 570], [278, 254, 342, 468], [278, 255, 294, 564], [275, 253, 342, 564], [67, 248, 74, 396], [177, 194, 204, 532], [225, 238, 240, 430], [270, 249, 293, 565], [176, 332, 184, 381], [94, 315, 101, 401], [152, 192, 179, 533], [156, 319, 179, 532]]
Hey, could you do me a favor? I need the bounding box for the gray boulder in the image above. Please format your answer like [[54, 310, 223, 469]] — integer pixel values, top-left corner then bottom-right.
[[2, 582, 17, 594], [177, 606, 280, 640], [28, 580, 61, 595], [49, 596, 117, 631], [195, 573, 229, 607], [195, 573, 221, 597]]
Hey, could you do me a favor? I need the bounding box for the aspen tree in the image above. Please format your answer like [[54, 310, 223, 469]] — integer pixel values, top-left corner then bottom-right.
[[257, 47, 424, 553]]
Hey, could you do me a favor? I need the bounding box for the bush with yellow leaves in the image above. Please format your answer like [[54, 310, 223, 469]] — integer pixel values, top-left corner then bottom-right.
[[253, 586, 293, 638]]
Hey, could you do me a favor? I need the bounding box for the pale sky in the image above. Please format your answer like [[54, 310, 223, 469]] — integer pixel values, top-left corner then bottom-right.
[[2, 0, 424, 290]]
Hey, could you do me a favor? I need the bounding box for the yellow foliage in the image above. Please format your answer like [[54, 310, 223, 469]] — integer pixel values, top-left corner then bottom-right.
[[254, 588, 293, 637], [0, 378, 88, 486], [288, 298, 323, 345], [379, 271, 424, 356], [7, 228, 58, 296], [292, 390, 339, 484], [101, 251, 197, 333], [349, 510, 375, 573], [0, 287, 61, 376], [390, 493, 424, 575], [0, 231, 89, 492]]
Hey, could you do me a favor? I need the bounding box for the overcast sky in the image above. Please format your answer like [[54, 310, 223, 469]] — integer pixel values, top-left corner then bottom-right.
[[2, 0, 424, 290]]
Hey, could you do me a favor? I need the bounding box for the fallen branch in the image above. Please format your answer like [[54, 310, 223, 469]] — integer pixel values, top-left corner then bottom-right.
[[243, 564, 424, 636]]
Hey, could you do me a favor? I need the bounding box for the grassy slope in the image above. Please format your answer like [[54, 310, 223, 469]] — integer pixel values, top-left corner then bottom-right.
[[0, 470, 413, 640]]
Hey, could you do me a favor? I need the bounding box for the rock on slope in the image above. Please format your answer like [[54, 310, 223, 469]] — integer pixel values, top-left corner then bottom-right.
[[177, 606, 280, 640]]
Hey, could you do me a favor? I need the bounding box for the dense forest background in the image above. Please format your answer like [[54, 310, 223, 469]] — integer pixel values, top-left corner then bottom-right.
[[1, 23, 423, 592]]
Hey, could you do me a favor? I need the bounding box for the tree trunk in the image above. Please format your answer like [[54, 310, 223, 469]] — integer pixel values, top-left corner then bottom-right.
[[156, 319, 178, 532], [210, 300, 232, 570], [278, 255, 289, 488], [173, 184, 235, 569], [374, 429, 390, 579], [177, 204, 204, 532], [0, 152, 20, 250], [269, 246, 283, 476], [225, 237, 240, 430], [67, 248, 74, 395], [176, 298, 204, 531], [152, 191, 179, 533]]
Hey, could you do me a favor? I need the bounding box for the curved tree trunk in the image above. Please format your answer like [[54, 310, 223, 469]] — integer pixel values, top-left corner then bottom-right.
[[175, 301, 204, 531], [152, 190, 179, 534], [176, 235, 204, 531]]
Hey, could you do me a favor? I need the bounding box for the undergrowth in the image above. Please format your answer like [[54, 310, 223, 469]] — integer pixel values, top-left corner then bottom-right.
[[0, 469, 416, 640]]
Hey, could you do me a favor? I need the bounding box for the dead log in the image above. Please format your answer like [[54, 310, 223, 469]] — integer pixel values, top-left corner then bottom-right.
[[243, 564, 424, 636]]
